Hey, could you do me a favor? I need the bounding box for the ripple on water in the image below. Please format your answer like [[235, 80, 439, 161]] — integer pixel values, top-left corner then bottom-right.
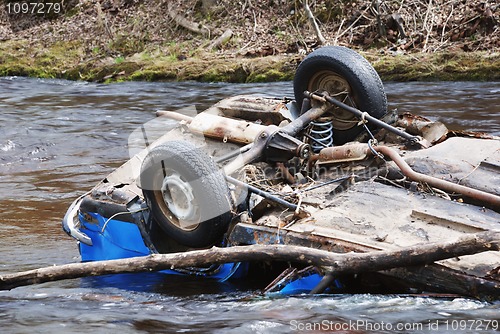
[[0, 140, 15, 152]]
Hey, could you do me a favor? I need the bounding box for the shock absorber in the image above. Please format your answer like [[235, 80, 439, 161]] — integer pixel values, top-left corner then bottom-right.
[[308, 119, 334, 153]]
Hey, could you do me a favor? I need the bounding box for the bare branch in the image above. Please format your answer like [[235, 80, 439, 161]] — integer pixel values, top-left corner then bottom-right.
[[1, 230, 499, 291], [303, 0, 326, 45]]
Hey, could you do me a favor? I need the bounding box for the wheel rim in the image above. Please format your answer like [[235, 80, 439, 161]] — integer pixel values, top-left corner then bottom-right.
[[307, 70, 359, 130], [153, 171, 200, 231]]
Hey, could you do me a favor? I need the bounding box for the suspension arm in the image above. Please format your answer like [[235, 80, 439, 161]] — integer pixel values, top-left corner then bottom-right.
[[223, 106, 329, 174], [305, 91, 429, 148]]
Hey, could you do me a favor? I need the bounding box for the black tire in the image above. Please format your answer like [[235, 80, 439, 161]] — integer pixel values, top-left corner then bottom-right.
[[140, 141, 232, 248], [294, 46, 387, 145]]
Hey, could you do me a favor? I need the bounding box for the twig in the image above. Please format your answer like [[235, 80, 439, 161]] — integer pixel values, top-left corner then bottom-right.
[[441, 3, 454, 44], [333, 18, 345, 45], [96, 2, 113, 39], [336, 5, 371, 41], [458, 150, 499, 185], [237, 41, 253, 54], [422, 0, 434, 52], [252, 9, 257, 35], [372, 0, 386, 37], [445, 14, 482, 38], [303, 0, 326, 45], [288, 18, 308, 51]]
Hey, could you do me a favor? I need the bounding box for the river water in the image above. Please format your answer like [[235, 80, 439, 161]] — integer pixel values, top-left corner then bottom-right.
[[0, 77, 499, 333]]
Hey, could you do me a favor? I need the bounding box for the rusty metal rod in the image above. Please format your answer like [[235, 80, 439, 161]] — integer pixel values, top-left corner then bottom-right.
[[373, 145, 500, 210], [282, 106, 328, 136], [215, 143, 253, 164], [156, 110, 194, 123], [225, 175, 298, 211]]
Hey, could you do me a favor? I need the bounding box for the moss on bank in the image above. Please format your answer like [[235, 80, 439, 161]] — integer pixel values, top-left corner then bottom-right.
[[0, 40, 498, 83], [369, 52, 500, 81]]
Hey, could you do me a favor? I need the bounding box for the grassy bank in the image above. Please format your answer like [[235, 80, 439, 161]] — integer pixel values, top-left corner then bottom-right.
[[0, 39, 498, 83], [2, 0, 498, 83]]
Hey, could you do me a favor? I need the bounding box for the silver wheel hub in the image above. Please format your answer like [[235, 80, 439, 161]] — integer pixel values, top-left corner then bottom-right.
[[161, 173, 196, 221]]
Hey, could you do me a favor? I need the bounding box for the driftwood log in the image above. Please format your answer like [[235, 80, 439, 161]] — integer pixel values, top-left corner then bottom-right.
[[167, 3, 210, 36], [1, 231, 499, 291], [209, 28, 233, 50]]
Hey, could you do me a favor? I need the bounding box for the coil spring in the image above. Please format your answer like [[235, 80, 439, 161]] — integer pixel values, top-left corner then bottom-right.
[[309, 120, 334, 153]]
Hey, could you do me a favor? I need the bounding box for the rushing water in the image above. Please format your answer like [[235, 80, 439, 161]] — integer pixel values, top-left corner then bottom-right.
[[0, 77, 499, 333]]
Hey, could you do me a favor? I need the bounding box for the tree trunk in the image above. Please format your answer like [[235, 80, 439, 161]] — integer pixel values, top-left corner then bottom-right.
[[1, 230, 499, 291]]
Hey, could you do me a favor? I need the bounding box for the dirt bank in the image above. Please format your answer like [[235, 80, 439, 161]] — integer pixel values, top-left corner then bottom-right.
[[1, 0, 498, 82]]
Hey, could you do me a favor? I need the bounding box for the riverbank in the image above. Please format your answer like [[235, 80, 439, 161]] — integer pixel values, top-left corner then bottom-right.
[[1, 0, 498, 83], [1, 39, 498, 83]]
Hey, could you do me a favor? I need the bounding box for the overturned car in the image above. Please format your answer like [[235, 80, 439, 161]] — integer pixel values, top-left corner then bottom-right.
[[63, 46, 500, 299]]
